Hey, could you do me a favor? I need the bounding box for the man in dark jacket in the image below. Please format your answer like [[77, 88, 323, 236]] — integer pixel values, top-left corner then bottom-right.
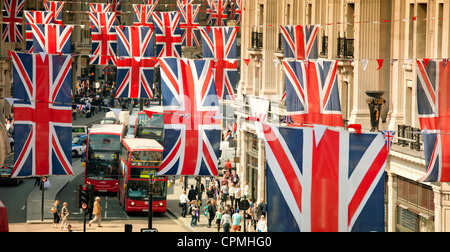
[[188, 185, 197, 202]]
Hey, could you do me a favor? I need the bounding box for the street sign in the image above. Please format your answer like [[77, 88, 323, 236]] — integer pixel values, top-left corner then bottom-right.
[[82, 203, 87, 209], [103, 67, 112, 75]]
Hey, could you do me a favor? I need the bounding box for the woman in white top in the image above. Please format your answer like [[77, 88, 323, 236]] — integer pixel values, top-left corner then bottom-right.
[[256, 215, 267, 232], [179, 190, 189, 218], [234, 184, 241, 209]]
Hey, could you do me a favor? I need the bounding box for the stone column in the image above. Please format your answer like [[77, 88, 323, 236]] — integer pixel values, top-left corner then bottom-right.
[[433, 183, 450, 232], [257, 138, 266, 202], [386, 171, 397, 232]]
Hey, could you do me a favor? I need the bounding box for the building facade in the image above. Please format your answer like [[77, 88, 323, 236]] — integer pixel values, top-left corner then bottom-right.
[[236, 0, 450, 232]]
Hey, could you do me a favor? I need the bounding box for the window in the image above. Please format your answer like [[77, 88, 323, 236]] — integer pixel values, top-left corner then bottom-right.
[[397, 177, 434, 213]]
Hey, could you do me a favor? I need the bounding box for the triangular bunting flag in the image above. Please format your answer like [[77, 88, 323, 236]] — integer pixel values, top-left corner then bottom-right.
[[362, 59, 369, 71], [377, 59, 384, 70]]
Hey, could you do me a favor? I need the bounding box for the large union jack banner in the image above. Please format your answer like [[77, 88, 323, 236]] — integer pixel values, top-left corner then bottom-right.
[[280, 25, 319, 60], [25, 11, 54, 53], [282, 60, 344, 127], [200, 27, 238, 100], [178, 3, 200, 48], [263, 123, 387, 232], [31, 24, 73, 55], [11, 52, 73, 177], [158, 58, 221, 176], [152, 11, 182, 58], [2, 0, 25, 42], [115, 26, 156, 98], [133, 4, 156, 27], [43, 1, 64, 25], [89, 12, 117, 65], [416, 59, 450, 182]]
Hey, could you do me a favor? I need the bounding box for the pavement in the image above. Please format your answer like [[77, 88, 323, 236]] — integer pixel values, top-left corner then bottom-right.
[[6, 108, 233, 232]]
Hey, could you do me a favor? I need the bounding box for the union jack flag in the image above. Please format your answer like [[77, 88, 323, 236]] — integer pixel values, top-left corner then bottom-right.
[[133, 4, 156, 27], [108, 0, 122, 25], [416, 59, 450, 182], [229, 0, 241, 25], [263, 123, 387, 232], [178, 3, 200, 47], [11, 52, 73, 177], [31, 24, 73, 55], [44, 1, 64, 25], [25, 11, 54, 53], [381, 130, 395, 153], [2, 0, 25, 42], [282, 60, 344, 127], [211, 0, 228, 26], [152, 11, 182, 58], [201, 27, 238, 100], [176, 0, 193, 6], [143, 0, 159, 4], [280, 25, 319, 60], [89, 3, 111, 13], [206, 0, 213, 24], [158, 58, 221, 176], [89, 12, 117, 65], [115, 26, 156, 98]]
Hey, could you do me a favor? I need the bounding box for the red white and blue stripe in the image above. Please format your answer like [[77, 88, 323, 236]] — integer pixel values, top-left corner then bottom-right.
[[416, 59, 450, 182]]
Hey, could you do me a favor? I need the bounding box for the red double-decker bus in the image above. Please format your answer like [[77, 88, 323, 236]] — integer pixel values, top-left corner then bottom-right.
[[118, 138, 167, 213], [85, 124, 125, 192], [134, 106, 164, 144]]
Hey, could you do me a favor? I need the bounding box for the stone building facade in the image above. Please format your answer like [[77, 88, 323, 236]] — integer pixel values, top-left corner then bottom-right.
[[236, 0, 450, 232]]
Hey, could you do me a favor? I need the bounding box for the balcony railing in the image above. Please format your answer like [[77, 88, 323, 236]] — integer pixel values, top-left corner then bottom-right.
[[337, 32, 354, 58], [251, 31, 263, 49], [320, 31, 328, 56], [397, 125, 422, 151]]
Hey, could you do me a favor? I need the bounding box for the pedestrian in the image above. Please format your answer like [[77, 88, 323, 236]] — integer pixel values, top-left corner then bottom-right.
[[234, 183, 241, 210], [258, 198, 267, 219], [190, 200, 198, 227], [224, 159, 232, 175], [188, 185, 197, 202], [220, 181, 228, 207], [242, 181, 249, 200], [215, 206, 223, 232], [220, 210, 232, 232], [252, 200, 261, 232], [179, 190, 188, 218], [51, 200, 60, 228], [231, 208, 242, 232], [89, 197, 103, 227], [231, 170, 239, 185], [59, 202, 69, 231], [229, 182, 235, 207], [245, 205, 253, 232], [206, 200, 216, 228], [256, 215, 267, 232]]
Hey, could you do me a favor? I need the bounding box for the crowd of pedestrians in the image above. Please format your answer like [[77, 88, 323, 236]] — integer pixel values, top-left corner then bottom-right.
[[179, 165, 268, 232]]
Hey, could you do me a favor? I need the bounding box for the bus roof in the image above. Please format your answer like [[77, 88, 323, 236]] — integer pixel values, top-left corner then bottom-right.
[[139, 106, 163, 115], [89, 124, 125, 135], [122, 138, 163, 151]]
